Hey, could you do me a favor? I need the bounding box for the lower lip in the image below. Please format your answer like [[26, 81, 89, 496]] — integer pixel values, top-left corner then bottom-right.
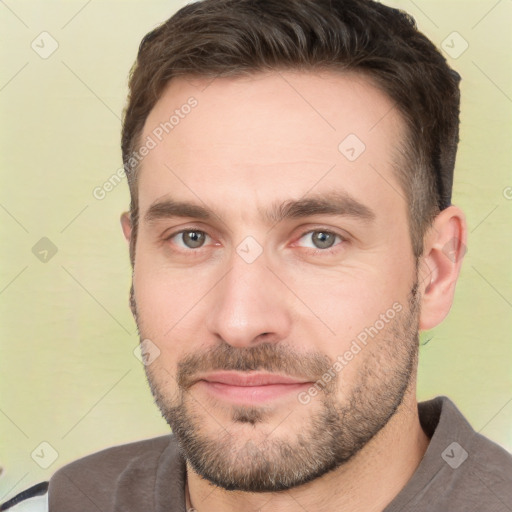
[[196, 380, 311, 404]]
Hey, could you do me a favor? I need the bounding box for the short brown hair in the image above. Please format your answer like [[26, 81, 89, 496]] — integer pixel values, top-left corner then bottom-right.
[[121, 0, 461, 264]]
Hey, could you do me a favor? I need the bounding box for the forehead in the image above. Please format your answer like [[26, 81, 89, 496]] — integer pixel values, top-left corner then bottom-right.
[[137, 70, 407, 222]]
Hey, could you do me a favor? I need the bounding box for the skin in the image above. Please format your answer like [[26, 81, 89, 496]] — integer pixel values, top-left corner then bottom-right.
[[121, 70, 467, 511]]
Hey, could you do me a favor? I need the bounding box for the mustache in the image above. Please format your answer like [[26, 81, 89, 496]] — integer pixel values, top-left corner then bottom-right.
[[176, 341, 333, 390]]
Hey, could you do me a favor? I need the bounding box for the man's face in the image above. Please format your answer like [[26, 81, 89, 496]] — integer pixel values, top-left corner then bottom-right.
[[126, 70, 421, 491]]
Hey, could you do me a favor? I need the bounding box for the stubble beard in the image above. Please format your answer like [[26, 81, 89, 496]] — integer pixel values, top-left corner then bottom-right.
[[132, 279, 421, 492]]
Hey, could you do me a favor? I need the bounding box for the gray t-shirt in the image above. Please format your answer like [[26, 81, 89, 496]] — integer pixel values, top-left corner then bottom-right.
[[384, 397, 512, 511], [4, 396, 512, 511]]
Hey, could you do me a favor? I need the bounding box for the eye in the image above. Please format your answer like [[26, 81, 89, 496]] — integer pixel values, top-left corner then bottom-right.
[[167, 230, 211, 249], [296, 230, 344, 251]]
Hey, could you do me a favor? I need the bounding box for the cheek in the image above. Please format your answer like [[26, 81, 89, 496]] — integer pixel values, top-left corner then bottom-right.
[[289, 262, 408, 344], [133, 252, 206, 334], [282, 226, 414, 349], [133, 269, 189, 384], [132, 253, 222, 378]]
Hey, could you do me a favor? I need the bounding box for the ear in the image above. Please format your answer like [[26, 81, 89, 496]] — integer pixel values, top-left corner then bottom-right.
[[418, 205, 467, 331], [120, 211, 132, 243], [121, 212, 137, 317]]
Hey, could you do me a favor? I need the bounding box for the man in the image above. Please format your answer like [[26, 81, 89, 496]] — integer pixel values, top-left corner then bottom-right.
[[4, 0, 511, 510]]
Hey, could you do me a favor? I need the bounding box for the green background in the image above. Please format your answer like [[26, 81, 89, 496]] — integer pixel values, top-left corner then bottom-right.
[[1, 0, 511, 502]]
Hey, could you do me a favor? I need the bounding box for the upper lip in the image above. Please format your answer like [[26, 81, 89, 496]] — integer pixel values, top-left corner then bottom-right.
[[197, 371, 310, 387]]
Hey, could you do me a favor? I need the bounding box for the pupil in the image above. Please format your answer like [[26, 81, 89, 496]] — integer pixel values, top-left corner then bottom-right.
[[184, 231, 204, 248], [313, 232, 334, 249]]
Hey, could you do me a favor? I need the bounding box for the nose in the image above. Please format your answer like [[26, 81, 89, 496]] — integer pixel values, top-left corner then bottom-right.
[[205, 251, 293, 348]]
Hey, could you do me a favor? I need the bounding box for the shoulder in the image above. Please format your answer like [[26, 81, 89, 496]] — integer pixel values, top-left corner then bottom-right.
[[420, 396, 512, 508], [50, 433, 175, 484], [387, 397, 512, 511], [435, 396, 512, 470], [1, 435, 177, 512], [466, 423, 512, 497], [47, 434, 182, 511]]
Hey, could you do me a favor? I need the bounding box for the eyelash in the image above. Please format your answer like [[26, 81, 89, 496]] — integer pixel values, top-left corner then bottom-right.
[[295, 230, 346, 255], [163, 228, 347, 255]]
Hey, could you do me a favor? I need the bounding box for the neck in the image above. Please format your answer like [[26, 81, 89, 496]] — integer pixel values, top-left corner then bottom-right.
[[186, 387, 429, 512]]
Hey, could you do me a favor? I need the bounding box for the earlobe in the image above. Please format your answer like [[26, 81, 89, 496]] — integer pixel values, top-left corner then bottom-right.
[[120, 212, 132, 243], [418, 206, 467, 331]]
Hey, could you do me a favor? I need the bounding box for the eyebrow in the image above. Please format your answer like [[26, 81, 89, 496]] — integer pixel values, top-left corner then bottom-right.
[[143, 191, 376, 226], [265, 192, 375, 224]]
